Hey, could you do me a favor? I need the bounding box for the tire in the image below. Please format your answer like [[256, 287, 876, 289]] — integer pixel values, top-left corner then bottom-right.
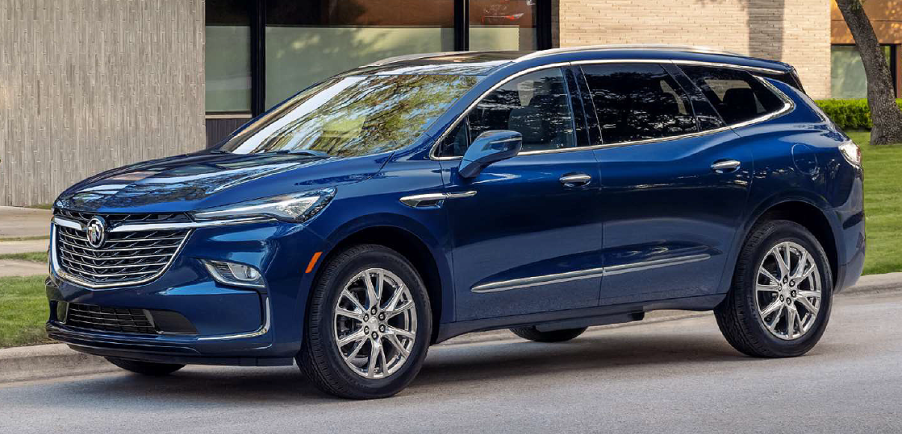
[[105, 357, 185, 376], [510, 326, 587, 343], [715, 219, 833, 358], [298, 244, 432, 399]]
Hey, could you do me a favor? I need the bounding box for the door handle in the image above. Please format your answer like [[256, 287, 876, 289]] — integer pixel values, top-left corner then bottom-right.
[[711, 160, 741, 173], [559, 173, 592, 187]]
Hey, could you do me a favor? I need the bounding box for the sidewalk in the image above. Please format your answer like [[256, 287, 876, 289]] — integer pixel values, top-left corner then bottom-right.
[[0, 206, 51, 240]]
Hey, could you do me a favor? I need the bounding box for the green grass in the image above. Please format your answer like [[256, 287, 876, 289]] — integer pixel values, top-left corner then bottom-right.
[[0, 276, 51, 348], [847, 131, 902, 275], [0, 252, 48, 263], [25, 204, 54, 210]]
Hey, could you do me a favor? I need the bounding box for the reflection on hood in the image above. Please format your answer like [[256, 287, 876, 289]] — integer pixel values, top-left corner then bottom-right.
[[56, 153, 327, 211]]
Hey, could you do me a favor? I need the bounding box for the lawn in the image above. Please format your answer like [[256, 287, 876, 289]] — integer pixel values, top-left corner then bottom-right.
[[0, 276, 52, 348], [0, 251, 48, 263], [848, 131, 902, 275]]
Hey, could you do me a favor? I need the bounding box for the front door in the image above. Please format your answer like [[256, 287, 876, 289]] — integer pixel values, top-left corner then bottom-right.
[[437, 67, 604, 321]]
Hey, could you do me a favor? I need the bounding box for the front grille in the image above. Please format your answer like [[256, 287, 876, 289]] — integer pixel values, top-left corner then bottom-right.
[[65, 303, 158, 335], [54, 209, 191, 287]]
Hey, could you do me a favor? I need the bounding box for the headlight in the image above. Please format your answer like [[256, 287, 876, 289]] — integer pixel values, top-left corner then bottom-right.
[[839, 140, 861, 168], [192, 188, 336, 223]]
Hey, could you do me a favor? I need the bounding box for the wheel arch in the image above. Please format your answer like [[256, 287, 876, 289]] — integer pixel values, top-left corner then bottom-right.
[[737, 196, 840, 289], [312, 214, 453, 344]]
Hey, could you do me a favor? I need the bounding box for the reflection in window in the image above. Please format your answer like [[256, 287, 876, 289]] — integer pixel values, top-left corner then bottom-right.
[[440, 68, 575, 156], [264, 0, 455, 108], [831, 45, 892, 99], [582, 64, 697, 144], [469, 0, 537, 51], [205, 0, 252, 113], [220, 74, 478, 158], [681, 65, 784, 126]]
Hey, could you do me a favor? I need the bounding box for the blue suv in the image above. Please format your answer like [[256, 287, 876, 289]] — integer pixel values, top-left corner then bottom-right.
[[46, 46, 865, 399]]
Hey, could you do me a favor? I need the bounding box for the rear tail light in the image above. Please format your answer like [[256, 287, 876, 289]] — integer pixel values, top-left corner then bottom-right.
[[839, 140, 861, 168]]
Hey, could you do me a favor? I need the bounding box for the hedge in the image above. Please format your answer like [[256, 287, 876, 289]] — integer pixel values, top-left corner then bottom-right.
[[814, 98, 902, 131]]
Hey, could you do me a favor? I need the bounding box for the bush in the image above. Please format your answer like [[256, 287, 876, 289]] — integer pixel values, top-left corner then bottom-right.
[[815, 98, 902, 131]]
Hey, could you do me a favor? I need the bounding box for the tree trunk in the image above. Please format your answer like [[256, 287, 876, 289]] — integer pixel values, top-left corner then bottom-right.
[[835, 0, 902, 145]]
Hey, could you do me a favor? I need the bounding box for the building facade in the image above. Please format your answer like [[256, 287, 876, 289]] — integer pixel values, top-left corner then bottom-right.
[[0, 0, 884, 206]]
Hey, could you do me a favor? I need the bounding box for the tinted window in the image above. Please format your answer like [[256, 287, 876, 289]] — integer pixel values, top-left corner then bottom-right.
[[440, 68, 577, 157], [581, 63, 698, 145], [680, 65, 785, 125]]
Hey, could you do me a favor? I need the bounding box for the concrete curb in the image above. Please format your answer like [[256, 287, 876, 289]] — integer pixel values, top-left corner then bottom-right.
[[2, 272, 900, 384]]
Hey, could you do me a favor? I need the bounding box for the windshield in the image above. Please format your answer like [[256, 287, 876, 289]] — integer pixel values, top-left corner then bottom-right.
[[218, 74, 480, 157]]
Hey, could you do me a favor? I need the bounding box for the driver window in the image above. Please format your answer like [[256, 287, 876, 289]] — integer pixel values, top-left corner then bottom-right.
[[439, 68, 577, 157]]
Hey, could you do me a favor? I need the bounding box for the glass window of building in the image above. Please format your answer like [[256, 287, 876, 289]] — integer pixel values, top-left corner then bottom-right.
[[264, 0, 455, 108], [831, 45, 893, 99], [205, 0, 252, 113], [469, 0, 537, 51]]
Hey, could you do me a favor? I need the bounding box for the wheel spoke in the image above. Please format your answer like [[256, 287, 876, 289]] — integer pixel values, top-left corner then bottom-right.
[[362, 271, 379, 310], [757, 283, 780, 293], [345, 338, 367, 361], [760, 299, 783, 318], [773, 245, 790, 279], [798, 264, 816, 282], [384, 283, 405, 311], [759, 268, 779, 285], [793, 250, 809, 279], [336, 307, 363, 321], [387, 326, 415, 340], [386, 300, 414, 319], [341, 289, 366, 314], [766, 304, 784, 332], [785, 306, 798, 337], [796, 296, 819, 316], [385, 333, 410, 359], [796, 290, 821, 299], [337, 329, 366, 347], [366, 340, 380, 378]]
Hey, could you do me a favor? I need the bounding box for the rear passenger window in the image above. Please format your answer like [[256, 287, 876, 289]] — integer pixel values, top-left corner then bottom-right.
[[581, 63, 698, 145], [680, 65, 786, 125], [438, 68, 577, 157]]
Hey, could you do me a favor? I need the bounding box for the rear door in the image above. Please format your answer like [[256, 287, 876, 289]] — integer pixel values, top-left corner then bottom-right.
[[437, 67, 605, 321], [579, 62, 754, 304]]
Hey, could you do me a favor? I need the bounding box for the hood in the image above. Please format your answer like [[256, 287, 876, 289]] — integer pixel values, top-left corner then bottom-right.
[[55, 151, 389, 213]]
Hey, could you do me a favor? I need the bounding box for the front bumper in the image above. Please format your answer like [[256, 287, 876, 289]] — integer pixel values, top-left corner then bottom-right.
[[45, 219, 329, 365]]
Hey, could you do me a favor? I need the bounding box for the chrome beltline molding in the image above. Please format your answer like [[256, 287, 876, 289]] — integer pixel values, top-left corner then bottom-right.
[[429, 59, 794, 161], [471, 254, 711, 293]]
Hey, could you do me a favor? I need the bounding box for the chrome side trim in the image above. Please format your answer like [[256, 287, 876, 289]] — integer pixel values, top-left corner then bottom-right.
[[109, 216, 275, 233], [52, 217, 83, 231], [472, 267, 605, 293], [197, 297, 272, 341], [515, 45, 745, 62], [429, 59, 794, 161], [50, 223, 193, 289], [399, 191, 477, 208], [470, 254, 711, 293]]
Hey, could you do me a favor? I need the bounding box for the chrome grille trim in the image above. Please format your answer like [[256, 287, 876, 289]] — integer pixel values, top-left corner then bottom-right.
[[52, 211, 192, 289]]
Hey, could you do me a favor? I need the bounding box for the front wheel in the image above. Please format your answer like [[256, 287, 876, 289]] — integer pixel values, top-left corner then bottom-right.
[[298, 245, 432, 399], [715, 220, 833, 358], [105, 357, 184, 376]]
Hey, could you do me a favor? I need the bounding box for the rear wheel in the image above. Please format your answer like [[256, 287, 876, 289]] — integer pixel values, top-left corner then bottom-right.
[[105, 357, 184, 376], [298, 245, 432, 399], [715, 220, 833, 358], [510, 326, 587, 343]]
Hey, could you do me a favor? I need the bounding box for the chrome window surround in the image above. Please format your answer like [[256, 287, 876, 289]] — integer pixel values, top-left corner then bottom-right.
[[471, 254, 711, 293], [428, 59, 794, 161], [50, 215, 274, 289], [515, 45, 746, 62]]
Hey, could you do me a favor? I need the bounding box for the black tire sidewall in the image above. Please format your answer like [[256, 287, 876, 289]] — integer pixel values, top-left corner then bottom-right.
[[736, 221, 833, 356], [304, 245, 432, 398]]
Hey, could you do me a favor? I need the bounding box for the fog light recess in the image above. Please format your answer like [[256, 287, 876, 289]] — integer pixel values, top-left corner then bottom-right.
[[202, 260, 265, 288]]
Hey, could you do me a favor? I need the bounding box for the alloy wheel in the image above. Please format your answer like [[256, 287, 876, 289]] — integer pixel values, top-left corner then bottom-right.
[[333, 268, 417, 379], [754, 241, 822, 340]]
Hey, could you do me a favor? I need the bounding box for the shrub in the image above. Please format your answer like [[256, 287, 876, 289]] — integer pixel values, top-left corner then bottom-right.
[[815, 98, 902, 131]]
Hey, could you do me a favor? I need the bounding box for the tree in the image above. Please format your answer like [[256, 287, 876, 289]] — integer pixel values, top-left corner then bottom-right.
[[834, 0, 902, 145]]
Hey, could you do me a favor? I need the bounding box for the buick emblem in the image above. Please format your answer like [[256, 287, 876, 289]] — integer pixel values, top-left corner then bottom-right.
[[85, 216, 107, 249]]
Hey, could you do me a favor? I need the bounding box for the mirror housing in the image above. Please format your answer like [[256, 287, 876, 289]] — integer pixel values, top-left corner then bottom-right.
[[458, 130, 522, 178]]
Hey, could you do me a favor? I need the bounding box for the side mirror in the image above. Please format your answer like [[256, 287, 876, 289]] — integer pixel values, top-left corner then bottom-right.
[[458, 130, 522, 178]]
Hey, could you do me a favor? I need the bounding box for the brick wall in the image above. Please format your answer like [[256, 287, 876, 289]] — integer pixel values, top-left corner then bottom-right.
[[553, 0, 831, 99]]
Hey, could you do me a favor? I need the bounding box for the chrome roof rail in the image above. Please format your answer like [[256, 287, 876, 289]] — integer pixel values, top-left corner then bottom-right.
[[515, 44, 745, 62], [362, 51, 470, 67]]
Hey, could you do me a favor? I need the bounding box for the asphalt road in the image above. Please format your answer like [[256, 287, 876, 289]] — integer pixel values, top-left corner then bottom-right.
[[2, 290, 901, 434]]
